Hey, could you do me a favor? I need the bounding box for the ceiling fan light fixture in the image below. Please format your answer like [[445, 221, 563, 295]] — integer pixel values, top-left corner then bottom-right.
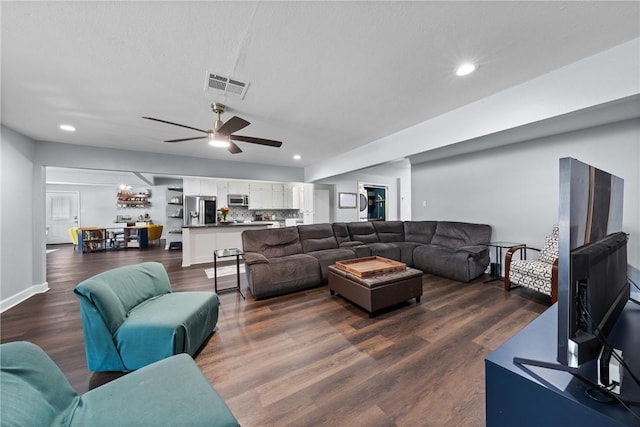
[[208, 133, 230, 148]]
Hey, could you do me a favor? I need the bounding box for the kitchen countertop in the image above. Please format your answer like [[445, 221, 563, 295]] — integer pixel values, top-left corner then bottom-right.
[[182, 221, 279, 228]]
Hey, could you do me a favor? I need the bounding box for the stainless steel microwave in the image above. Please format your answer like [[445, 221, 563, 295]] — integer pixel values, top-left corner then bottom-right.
[[228, 194, 249, 206]]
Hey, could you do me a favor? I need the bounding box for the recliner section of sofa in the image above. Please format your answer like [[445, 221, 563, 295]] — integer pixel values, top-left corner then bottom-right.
[[242, 227, 323, 299], [413, 221, 491, 282], [242, 220, 492, 300]]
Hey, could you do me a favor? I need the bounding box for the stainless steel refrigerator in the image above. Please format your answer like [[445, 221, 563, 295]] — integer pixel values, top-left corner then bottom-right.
[[183, 196, 217, 226]]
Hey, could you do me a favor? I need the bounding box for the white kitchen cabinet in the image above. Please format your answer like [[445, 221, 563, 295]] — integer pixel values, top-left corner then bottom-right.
[[272, 184, 284, 209], [183, 178, 201, 196], [292, 184, 302, 209], [301, 183, 314, 224], [284, 184, 302, 209], [217, 182, 229, 208], [249, 182, 273, 209], [184, 178, 217, 197], [200, 179, 217, 196], [228, 181, 250, 194]]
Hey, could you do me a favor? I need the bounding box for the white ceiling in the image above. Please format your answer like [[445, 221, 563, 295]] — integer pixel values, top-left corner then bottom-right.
[[2, 1, 639, 169]]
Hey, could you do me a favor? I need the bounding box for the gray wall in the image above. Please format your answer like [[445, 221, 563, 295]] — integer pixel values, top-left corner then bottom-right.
[[1, 126, 46, 311], [411, 118, 640, 281]]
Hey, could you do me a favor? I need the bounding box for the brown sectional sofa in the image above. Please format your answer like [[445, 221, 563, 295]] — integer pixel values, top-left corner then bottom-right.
[[241, 221, 491, 300]]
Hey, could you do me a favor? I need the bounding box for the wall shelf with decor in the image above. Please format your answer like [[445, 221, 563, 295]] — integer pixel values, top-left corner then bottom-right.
[[165, 186, 183, 250], [117, 189, 152, 208]]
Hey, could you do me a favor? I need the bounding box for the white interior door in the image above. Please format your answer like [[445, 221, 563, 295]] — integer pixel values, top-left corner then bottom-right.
[[313, 188, 330, 224], [46, 191, 80, 244]]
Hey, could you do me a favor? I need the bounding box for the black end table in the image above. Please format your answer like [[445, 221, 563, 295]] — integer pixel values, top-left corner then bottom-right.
[[213, 248, 245, 299], [485, 241, 526, 283]]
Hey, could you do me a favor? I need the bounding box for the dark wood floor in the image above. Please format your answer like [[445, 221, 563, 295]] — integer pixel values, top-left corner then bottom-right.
[[1, 244, 550, 426]]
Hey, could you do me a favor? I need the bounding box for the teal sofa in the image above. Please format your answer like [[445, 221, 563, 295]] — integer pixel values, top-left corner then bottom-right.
[[74, 262, 219, 372], [0, 341, 239, 427]]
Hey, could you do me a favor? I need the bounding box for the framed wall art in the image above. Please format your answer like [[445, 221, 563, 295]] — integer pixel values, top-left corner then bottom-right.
[[338, 192, 357, 209]]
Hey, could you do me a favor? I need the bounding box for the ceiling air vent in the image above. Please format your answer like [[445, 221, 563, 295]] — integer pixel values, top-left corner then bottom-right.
[[206, 73, 249, 99]]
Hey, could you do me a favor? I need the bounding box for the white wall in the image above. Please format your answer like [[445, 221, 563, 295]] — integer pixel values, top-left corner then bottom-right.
[[411, 118, 640, 281], [1, 127, 48, 312], [46, 183, 166, 229], [317, 159, 411, 223]]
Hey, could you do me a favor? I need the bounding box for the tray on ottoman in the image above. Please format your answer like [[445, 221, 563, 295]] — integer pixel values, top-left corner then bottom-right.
[[328, 259, 422, 318], [335, 256, 406, 277]]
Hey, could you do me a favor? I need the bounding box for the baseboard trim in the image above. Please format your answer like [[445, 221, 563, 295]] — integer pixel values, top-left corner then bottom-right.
[[1, 282, 49, 313]]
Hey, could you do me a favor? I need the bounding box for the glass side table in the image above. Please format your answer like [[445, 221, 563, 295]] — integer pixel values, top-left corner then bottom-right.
[[213, 248, 245, 299], [485, 241, 526, 283]]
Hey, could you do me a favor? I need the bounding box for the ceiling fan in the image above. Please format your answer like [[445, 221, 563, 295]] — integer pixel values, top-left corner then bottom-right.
[[143, 103, 282, 154]]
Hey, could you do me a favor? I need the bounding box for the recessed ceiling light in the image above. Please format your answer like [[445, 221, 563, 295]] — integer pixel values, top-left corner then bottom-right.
[[455, 63, 476, 76], [293, 154, 301, 160], [59, 124, 76, 132]]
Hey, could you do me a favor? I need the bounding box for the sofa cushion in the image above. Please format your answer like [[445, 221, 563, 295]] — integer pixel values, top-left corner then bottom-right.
[[373, 221, 405, 242], [298, 223, 339, 253], [332, 222, 352, 245], [114, 292, 219, 370], [404, 221, 437, 244], [1, 342, 240, 427], [242, 227, 303, 259], [431, 221, 491, 249], [366, 242, 401, 261], [392, 241, 423, 267], [306, 248, 358, 281], [71, 353, 240, 427], [413, 244, 489, 282], [346, 222, 379, 244], [246, 254, 322, 299], [74, 262, 172, 335]]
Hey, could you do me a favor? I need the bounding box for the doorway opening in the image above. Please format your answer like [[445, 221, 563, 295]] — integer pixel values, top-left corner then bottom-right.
[[359, 184, 387, 221]]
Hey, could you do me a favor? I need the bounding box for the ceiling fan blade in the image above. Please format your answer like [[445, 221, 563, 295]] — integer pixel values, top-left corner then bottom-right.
[[231, 134, 283, 148], [142, 117, 208, 134], [217, 116, 250, 136], [228, 141, 243, 154], [165, 136, 207, 143]]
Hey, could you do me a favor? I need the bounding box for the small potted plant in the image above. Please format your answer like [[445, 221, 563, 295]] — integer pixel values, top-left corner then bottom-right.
[[219, 206, 230, 222]]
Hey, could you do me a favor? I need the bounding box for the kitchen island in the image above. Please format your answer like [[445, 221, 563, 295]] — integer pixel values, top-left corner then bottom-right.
[[182, 222, 278, 267]]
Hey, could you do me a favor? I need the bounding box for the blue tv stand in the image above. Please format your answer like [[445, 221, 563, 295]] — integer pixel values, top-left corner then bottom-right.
[[485, 302, 640, 426]]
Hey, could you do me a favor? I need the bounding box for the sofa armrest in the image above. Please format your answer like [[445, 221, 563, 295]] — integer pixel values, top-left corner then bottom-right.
[[458, 245, 488, 257], [244, 252, 269, 265]]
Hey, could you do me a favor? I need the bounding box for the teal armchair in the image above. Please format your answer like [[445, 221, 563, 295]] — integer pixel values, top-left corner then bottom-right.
[[0, 341, 239, 427], [74, 262, 219, 371]]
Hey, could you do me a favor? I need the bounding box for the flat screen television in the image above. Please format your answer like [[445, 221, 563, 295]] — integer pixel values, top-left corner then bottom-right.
[[557, 158, 626, 368], [567, 231, 629, 367]]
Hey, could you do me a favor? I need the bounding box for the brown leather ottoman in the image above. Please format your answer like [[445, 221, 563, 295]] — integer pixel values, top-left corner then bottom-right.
[[328, 265, 423, 317]]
